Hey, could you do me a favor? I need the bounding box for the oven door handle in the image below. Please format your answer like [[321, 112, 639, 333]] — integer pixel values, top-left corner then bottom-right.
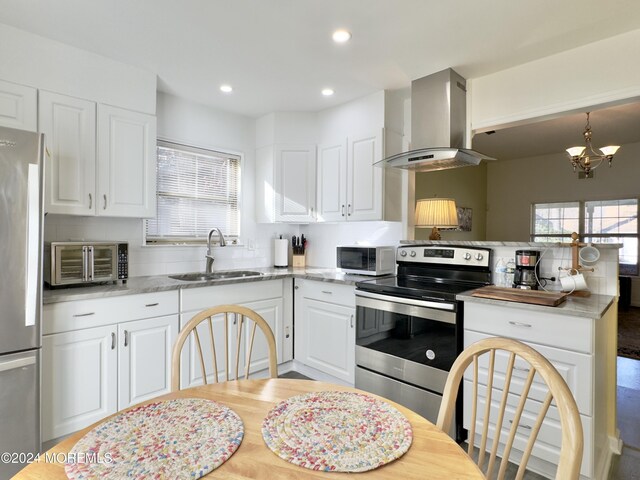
[[355, 291, 457, 325]]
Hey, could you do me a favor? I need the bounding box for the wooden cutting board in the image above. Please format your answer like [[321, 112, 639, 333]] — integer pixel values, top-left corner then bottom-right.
[[470, 286, 568, 306]]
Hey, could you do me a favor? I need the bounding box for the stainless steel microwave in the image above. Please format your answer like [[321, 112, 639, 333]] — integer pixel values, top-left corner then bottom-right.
[[336, 246, 395, 276], [44, 242, 128, 286]]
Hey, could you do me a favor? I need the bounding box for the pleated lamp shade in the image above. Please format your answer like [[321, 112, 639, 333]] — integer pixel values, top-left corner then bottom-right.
[[415, 198, 459, 240]]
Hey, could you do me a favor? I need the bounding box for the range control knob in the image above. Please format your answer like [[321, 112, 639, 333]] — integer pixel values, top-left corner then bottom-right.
[[409, 250, 417, 257], [463, 252, 472, 260], [475, 253, 484, 261], [399, 250, 408, 257]]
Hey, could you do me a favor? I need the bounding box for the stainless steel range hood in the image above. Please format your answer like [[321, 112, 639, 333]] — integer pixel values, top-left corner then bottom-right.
[[377, 68, 494, 172]]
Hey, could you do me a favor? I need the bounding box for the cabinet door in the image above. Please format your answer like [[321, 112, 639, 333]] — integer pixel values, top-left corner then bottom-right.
[[316, 141, 347, 222], [347, 130, 383, 221], [97, 105, 156, 217], [0, 79, 37, 132], [298, 297, 355, 383], [42, 326, 117, 441], [274, 144, 316, 222], [118, 314, 178, 409], [39, 91, 96, 215]]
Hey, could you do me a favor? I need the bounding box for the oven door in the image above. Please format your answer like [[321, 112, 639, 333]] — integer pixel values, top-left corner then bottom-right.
[[355, 291, 459, 395]]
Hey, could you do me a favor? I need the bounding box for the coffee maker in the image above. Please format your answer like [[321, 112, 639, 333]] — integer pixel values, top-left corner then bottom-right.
[[513, 250, 540, 289]]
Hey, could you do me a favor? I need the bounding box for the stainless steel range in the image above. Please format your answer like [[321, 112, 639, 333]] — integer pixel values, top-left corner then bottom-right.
[[355, 245, 492, 440]]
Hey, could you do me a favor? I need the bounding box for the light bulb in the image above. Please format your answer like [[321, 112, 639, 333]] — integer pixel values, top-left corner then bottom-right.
[[220, 85, 233, 93], [321, 88, 334, 96], [332, 30, 352, 43]]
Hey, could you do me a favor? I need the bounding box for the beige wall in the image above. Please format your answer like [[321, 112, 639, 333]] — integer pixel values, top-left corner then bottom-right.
[[486, 141, 640, 241], [414, 164, 487, 241]]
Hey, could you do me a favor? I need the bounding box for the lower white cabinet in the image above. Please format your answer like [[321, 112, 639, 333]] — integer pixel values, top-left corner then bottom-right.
[[294, 279, 355, 384], [42, 292, 179, 442]]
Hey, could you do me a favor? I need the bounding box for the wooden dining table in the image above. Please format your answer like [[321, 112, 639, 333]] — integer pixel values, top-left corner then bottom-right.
[[16, 379, 484, 479]]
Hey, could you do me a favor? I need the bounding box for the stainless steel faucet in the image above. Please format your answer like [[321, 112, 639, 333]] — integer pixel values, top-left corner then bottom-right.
[[205, 227, 226, 272]]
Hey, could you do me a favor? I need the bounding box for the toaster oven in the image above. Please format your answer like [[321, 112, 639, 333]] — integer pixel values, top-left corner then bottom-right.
[[44, 242, 128, 286]]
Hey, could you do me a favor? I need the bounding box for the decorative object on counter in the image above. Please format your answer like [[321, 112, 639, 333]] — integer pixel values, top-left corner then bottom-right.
[[261, 390, 412, 472], [455, 206, 472, 232], [415, 197, 459, 240], [566, 112, 620, 177], [65, 398, 243, 479], [470, 285, 568, 306], [274, 235, 288, 268], [558, 232, 597, 296], [292, 234, 306, 267]]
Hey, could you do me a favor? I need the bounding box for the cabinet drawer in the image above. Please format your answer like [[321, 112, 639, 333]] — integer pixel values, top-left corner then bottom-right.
[[464, 302, 593, 353], [43, 290, 179, 334], [295, 278, 355, 307], [181, 280, 283, 313], [463, 380, 593, 476], [464, 331, 593, 416]]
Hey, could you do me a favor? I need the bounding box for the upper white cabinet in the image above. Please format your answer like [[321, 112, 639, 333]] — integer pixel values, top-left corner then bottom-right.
[[39, 91, 96, 215], [39, 91, 156, 217], [97, 105, 156, 217], [256, 144, 316, 223], [0, 79, 37, 132], [316, 141, 347, 222]]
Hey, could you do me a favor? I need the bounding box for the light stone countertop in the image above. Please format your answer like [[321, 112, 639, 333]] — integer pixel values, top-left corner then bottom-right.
[[400, 240, 622, 249], [456, 290, 615, 319], [43, 267, 382, 304]]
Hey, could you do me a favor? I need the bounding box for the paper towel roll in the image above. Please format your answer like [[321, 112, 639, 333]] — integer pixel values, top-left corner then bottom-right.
[[274, 239, 289, 268]]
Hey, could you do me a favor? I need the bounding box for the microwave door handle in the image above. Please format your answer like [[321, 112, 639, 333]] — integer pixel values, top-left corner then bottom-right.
[[88, 246, 94, 281], [25, 163, 40, 327]]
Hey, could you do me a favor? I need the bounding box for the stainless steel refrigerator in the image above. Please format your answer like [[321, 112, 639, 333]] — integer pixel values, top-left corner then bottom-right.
[[0, 126, 43, 478]]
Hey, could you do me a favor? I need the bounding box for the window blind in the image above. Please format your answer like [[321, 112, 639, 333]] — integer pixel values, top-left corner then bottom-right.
[[146, 141, 241, 244]]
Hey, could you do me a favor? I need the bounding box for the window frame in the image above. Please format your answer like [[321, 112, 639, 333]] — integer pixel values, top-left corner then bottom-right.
[[145, 139, 243, 246], [530, 197, 639, 275]]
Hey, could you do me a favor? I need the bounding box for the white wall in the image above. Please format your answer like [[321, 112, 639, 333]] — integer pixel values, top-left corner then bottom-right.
[[0, 23, 156, 114]]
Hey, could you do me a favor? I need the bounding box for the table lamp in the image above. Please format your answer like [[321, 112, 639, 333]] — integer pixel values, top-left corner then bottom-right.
[[415, 198, 459, 240]]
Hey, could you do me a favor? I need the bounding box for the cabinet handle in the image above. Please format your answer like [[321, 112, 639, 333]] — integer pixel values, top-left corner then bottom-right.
[[348, 204, 352, 216], [88, 193, 92, 209], [350, 314, 354, 328], [509, 420, 532, 430], [321, 290, 333, 294], [513, 365, 530, 373], [285, 326, 290, 339], [508, 321, 532, 328], [145, 303, 159, 307], [111, 332, 116, 350], [341, 204, 345, 216], [294, 285, 299, 290], [73, 312, 95, 317], [124, 330, 129, 347], [103, 194, 107, 210]]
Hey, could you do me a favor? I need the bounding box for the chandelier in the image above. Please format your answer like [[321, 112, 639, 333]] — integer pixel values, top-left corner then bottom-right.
[[566, 112, 620, 176]]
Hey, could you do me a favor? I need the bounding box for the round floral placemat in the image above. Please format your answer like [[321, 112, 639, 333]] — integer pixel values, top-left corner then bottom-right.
[[262, 391, 413, 472], [65, 398, 243, 479]]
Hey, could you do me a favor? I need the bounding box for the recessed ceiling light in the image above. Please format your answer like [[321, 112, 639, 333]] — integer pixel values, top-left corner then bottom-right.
[[332, 29, 351, 43], [220, 85, 233, 93], [322, 88, 334, 97]]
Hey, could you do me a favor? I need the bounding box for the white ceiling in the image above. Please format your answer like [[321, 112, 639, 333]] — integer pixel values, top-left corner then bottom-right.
[[472, 101, 640, 160], [1, 0, 639, 117]]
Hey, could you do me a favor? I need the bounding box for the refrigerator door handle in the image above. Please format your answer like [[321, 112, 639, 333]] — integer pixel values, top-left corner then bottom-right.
[[0, 355, 36, 373], [25, 163, 39, 327]]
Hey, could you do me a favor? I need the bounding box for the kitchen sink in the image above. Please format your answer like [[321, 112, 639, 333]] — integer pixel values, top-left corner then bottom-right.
[[169, 270, 264, 282]]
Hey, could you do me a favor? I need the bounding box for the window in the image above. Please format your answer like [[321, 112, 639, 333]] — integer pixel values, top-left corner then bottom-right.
[[531, 199, 639, 275], [146, 141, 241, 245]]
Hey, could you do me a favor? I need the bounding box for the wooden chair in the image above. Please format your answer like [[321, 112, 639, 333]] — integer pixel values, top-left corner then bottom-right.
[[171, 304, 277, 391], [436, 337, 583, 480]]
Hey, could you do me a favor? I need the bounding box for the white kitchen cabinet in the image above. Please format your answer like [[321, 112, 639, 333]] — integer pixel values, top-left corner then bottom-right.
[[256, 144, 316, 223], [294, 279, 356, 384], [117, 314, 178, 409], [97, 104, 156, 217], [39, 90, 96, 215], [0, 79, 37, 132], [463, 300, 616, 480], [316, 130, 383, 222], [42, 291, 179, 442], [42, 325, 118, 442], [178, 280, 292, 389], [38, 91, 156, 217]]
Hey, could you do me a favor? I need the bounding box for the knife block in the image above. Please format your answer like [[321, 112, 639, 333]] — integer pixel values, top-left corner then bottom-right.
[[292, 253, 306, 268]]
